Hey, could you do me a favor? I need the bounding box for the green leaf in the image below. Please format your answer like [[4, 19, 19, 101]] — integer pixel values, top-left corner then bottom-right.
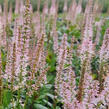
[[0, 106, 3, 109], [56, 106, 61, 109], [3, 90, 12, 108], [46, 93, 54, 100], [64, 64, 70, 69], [37, 94, 46, 100], [43, 99, 53, 107], [43, 84, 53, 90], [92, 74, 97, 80], [34, 104, 48, 109]]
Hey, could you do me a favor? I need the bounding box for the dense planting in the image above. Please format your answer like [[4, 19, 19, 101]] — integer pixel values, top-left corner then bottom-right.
[[0, 0, 109, 109]]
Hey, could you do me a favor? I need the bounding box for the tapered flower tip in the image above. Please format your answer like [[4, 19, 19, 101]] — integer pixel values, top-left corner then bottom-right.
[[26, 0, 30, 5]]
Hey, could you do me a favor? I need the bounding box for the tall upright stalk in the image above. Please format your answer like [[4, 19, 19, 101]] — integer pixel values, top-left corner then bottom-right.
[[11, 43, 16, 109]]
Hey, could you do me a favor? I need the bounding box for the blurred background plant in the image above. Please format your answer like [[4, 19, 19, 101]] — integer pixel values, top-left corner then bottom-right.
[[0, 0, 109, 13]]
